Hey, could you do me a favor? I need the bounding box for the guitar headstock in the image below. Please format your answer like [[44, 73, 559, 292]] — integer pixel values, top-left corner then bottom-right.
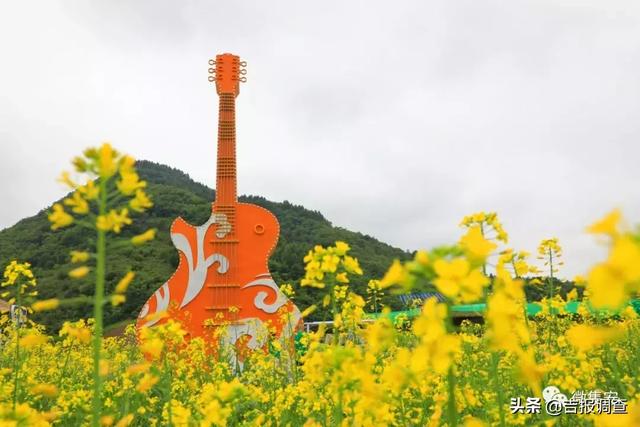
[[208, 53, 247, 96]]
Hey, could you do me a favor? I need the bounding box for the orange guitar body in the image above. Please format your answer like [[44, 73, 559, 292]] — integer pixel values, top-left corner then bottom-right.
[[136, 53, 301, 359]]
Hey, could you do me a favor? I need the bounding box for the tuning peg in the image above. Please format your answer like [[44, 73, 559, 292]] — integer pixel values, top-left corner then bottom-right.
[[208, 68, 216, 74], [239, 76, 247, 83], [208, 75, 215, 82], [208, 59, 216, 66], [239, 69, 247, 75], [240, 61, 247, 67]]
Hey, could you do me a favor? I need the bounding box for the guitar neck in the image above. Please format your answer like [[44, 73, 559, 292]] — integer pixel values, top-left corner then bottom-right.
[[215, 92, 237, 207]]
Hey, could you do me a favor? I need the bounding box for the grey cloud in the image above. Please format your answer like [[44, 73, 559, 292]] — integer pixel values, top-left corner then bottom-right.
[[1, 0, 639, 278]]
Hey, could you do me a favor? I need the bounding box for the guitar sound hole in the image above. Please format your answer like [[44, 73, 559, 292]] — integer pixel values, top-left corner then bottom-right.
[[254, 224, 265, 235]]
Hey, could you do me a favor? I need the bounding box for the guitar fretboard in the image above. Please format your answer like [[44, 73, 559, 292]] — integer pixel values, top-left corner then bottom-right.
[[216, 93, 237, 207]]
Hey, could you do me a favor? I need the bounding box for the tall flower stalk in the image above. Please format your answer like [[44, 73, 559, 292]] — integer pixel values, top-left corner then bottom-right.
[[300, 241, 363, 343], [365, 279, 383, 313], [47, 143, 154, 426], [537, 238, 562, 303], [537, 238, 562, 348], [90, 175, 107, 424], [1, 261, 37, 411]]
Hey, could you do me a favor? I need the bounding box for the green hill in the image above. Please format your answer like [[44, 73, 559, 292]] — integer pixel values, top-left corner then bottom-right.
[[0, 161, 411, 332]]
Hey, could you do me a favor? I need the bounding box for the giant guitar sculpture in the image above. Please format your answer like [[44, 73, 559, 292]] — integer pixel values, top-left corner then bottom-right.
[[136, 53, 301, 360]]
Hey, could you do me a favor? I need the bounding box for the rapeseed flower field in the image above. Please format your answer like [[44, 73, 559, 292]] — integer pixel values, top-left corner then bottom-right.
[[0, 144, 638, 426]]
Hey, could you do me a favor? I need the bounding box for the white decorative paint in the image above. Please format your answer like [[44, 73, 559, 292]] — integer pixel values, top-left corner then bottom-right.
[[242, 276, 288, 314], [139, 211, 233, 327], [139, 303, 149, 319], [220, 317, 269, 370], [172, 212, 231, 309], [142, 282, 170, 327]]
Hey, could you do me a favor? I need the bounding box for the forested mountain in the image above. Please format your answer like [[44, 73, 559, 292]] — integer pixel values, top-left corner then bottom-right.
[[0, 161, 411, 332]]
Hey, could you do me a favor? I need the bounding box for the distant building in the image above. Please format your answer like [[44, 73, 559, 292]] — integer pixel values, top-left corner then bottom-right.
[[398, 292, 445, 307], [0, 300, 27, 326]]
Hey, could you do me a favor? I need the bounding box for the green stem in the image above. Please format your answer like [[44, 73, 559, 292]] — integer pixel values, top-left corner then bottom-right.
[[399, 393, 408, 427], [480, 224, 488, 278], [445, 305, 457, 427], [12, 291, 21, 411], [330, 279, 338, 346], [546, 252, 554, 349], [605, 344, 625, 394], [491, 352, 506, 427], [447, 366, 457, 427], [511, 260, 530, 328], [165, 356, 172, 425], [57, 345, 72, 389], [91, 176, 107, 427]]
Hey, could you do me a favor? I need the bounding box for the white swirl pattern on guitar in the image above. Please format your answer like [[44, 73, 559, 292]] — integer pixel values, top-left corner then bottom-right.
[[242, 276, 288, 314], [139, 212, 231, 326]]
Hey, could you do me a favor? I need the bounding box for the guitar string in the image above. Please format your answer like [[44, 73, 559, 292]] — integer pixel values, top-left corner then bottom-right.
[[214, 93, 238, 328]]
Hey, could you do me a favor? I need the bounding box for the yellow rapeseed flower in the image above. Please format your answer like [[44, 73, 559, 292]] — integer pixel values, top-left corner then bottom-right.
[[336, 272, 349, 283], [115, 414, 134, 427], [334, 241, 350, 255], [301, 304, 317, 318], [538, 238, 562, 258], [588, 236, 640, 309], [111, 294, 126, 306], [63, 191, 89, 214], [279, 283, 295, 297], [72, 156, 88, 173], [587, 208, 621, 236], [129, 189, 152, 212], [136, 373, 159, 393], [57, 171, 77, 188], [100, 415, 115, 426], [433, 258, 469, 298], [60, 321, 92, 344], [20, 333, 47, 348], [115, 271, 135, 294], [70, 250, 90, 263], [516, 348, 544, 396], [30, 383, 58, 398], [342, 256, 363, 275], [32, 298, 60, 312], [320, 254, 339, 273], [119, 155, 135, 173], [587, 264, 627, 309], [433, 258, 488, 303], [126, 363, 150, 376], [98, 143, 118, 178], [459, 226, 497, 262], [380, 259, 407, 288], [97, 209, 132, 233], [77, 180, 99, 200], [140, 337, 164, 360], [100, 359, 110, 376], [607, 236, 640, 282], [415, 250, 429, 266], [565, 324, 623, 353], [117, 168, 146, 196], [69, 266, 90, 279], [48, 203, 74, 230], [131, 229, 156, 245], [463, 416, 486, 427], [486, 270, 529, 352]]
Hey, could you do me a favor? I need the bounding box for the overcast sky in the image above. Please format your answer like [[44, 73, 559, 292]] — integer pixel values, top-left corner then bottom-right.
[[1, 1, 639, 278]]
